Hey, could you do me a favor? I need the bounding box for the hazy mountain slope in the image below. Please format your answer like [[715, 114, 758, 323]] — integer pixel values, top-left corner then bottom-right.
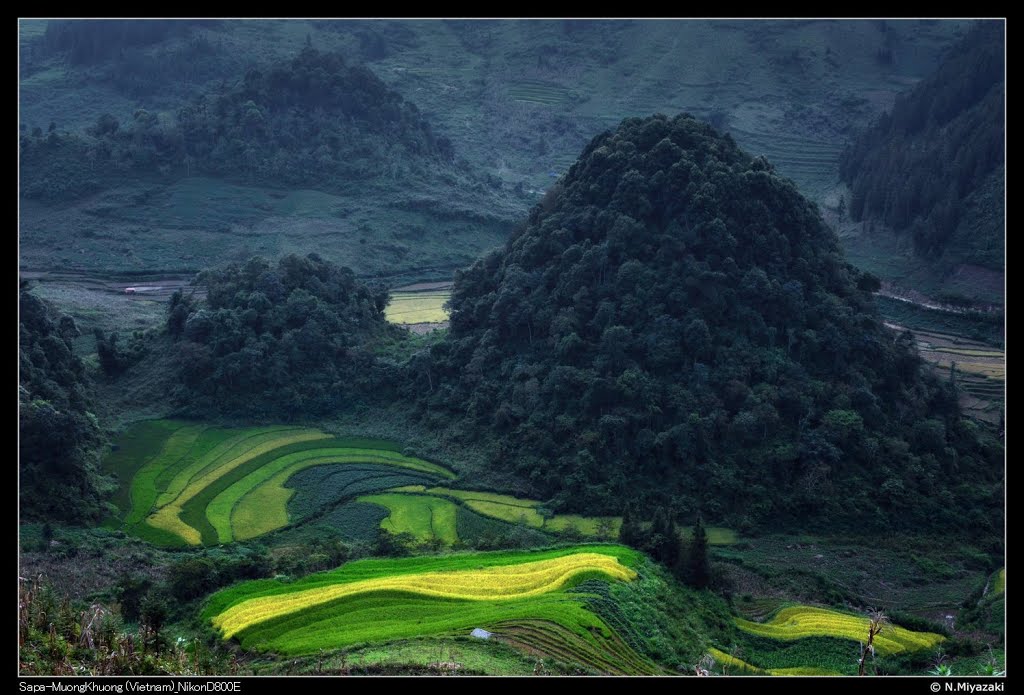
[[838, 21, 1004, 305]]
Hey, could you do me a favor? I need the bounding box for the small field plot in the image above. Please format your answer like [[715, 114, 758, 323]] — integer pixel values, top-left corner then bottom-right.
[[357, 492, 460, 544], [385, 290, 451, 324]]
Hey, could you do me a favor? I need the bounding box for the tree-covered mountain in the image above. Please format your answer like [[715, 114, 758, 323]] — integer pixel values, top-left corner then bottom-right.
[[411, 113, 1002, 533], [169, 254, 401, 416], [839, 21, 1003, 269], [19, 285, 111, 522]]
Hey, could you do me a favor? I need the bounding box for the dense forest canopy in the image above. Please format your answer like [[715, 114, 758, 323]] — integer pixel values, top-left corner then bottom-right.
[[19, 46, 454, 201], [839, 21, 1004, 264], [169, 254, 400, 416], [19, 285, 111, 522], [411, 113, 1002, 533]]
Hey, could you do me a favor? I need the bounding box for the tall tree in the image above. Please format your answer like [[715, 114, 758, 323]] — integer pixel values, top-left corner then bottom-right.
[[688, 514, 710, 589]]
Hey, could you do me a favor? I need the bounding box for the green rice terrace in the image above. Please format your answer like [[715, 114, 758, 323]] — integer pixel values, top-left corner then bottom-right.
[[102, 420, 455, 547], [104, 419, 734, 548]]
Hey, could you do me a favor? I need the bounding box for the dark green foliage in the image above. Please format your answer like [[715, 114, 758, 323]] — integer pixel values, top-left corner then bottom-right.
[[18, 130, 105, 201], [19, 46, 453, 202], [687, 515, 711, 589], [415, 113, 1002, 533], [618, 503, 642, 547], [286, 465, 437, 523], [272, 535, 354, 577], [840, 21, 1004, 264], [168, 552, 272, 602], [454, 506, 552, 549], [887, 611, 950, 637], [874, 296, 1003, 348], [644, 505, 679, 568], [168, 558, 218, 601], [958, 582, 1005, 640], [95, 329, 150, 377], [167, 290, 199, 339], [726, 633, 860, 674], [175, 46, 453, 184], [171, 254, 402, 416], [140, 591, 169, 643], [115, 575, 153, 623], [574, 557, 734, 670], [371, 528, 409, 557], [19, 286, 110, 523], [274, 501, 390, 546]]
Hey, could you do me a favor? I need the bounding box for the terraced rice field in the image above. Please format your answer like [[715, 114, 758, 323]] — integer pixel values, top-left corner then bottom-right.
[[102, 421, 455, 546], [891, 324, 1005, 423], [386, 485, 736, 544], [507, 80, 573, 106], [707, 648, 840, 676], [729, 128, 844, 198], [388, 486, 623, 538], [385, 289, 451, 325], [105, 421, 734, 549], [735, 605, 945, 656], [204, 545, 655, 673]]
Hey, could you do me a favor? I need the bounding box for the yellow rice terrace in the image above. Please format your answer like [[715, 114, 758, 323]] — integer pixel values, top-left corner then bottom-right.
[[204, 545, 661, 674]]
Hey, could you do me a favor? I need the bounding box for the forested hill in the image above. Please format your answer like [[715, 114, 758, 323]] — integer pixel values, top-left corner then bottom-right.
[[20, 46, 455, 201], [167, 254, 401, 417], [413, 113, 1003, 533], [839, 21, 1004, 276], [19, 285, 110, 522]]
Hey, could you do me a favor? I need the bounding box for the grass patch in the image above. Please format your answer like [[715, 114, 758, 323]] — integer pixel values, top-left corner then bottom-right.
[[992, 568, 1004, 596]]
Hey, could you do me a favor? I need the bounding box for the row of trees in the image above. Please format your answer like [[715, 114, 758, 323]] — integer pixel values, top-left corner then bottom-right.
[[619, 505, 710, 589]]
